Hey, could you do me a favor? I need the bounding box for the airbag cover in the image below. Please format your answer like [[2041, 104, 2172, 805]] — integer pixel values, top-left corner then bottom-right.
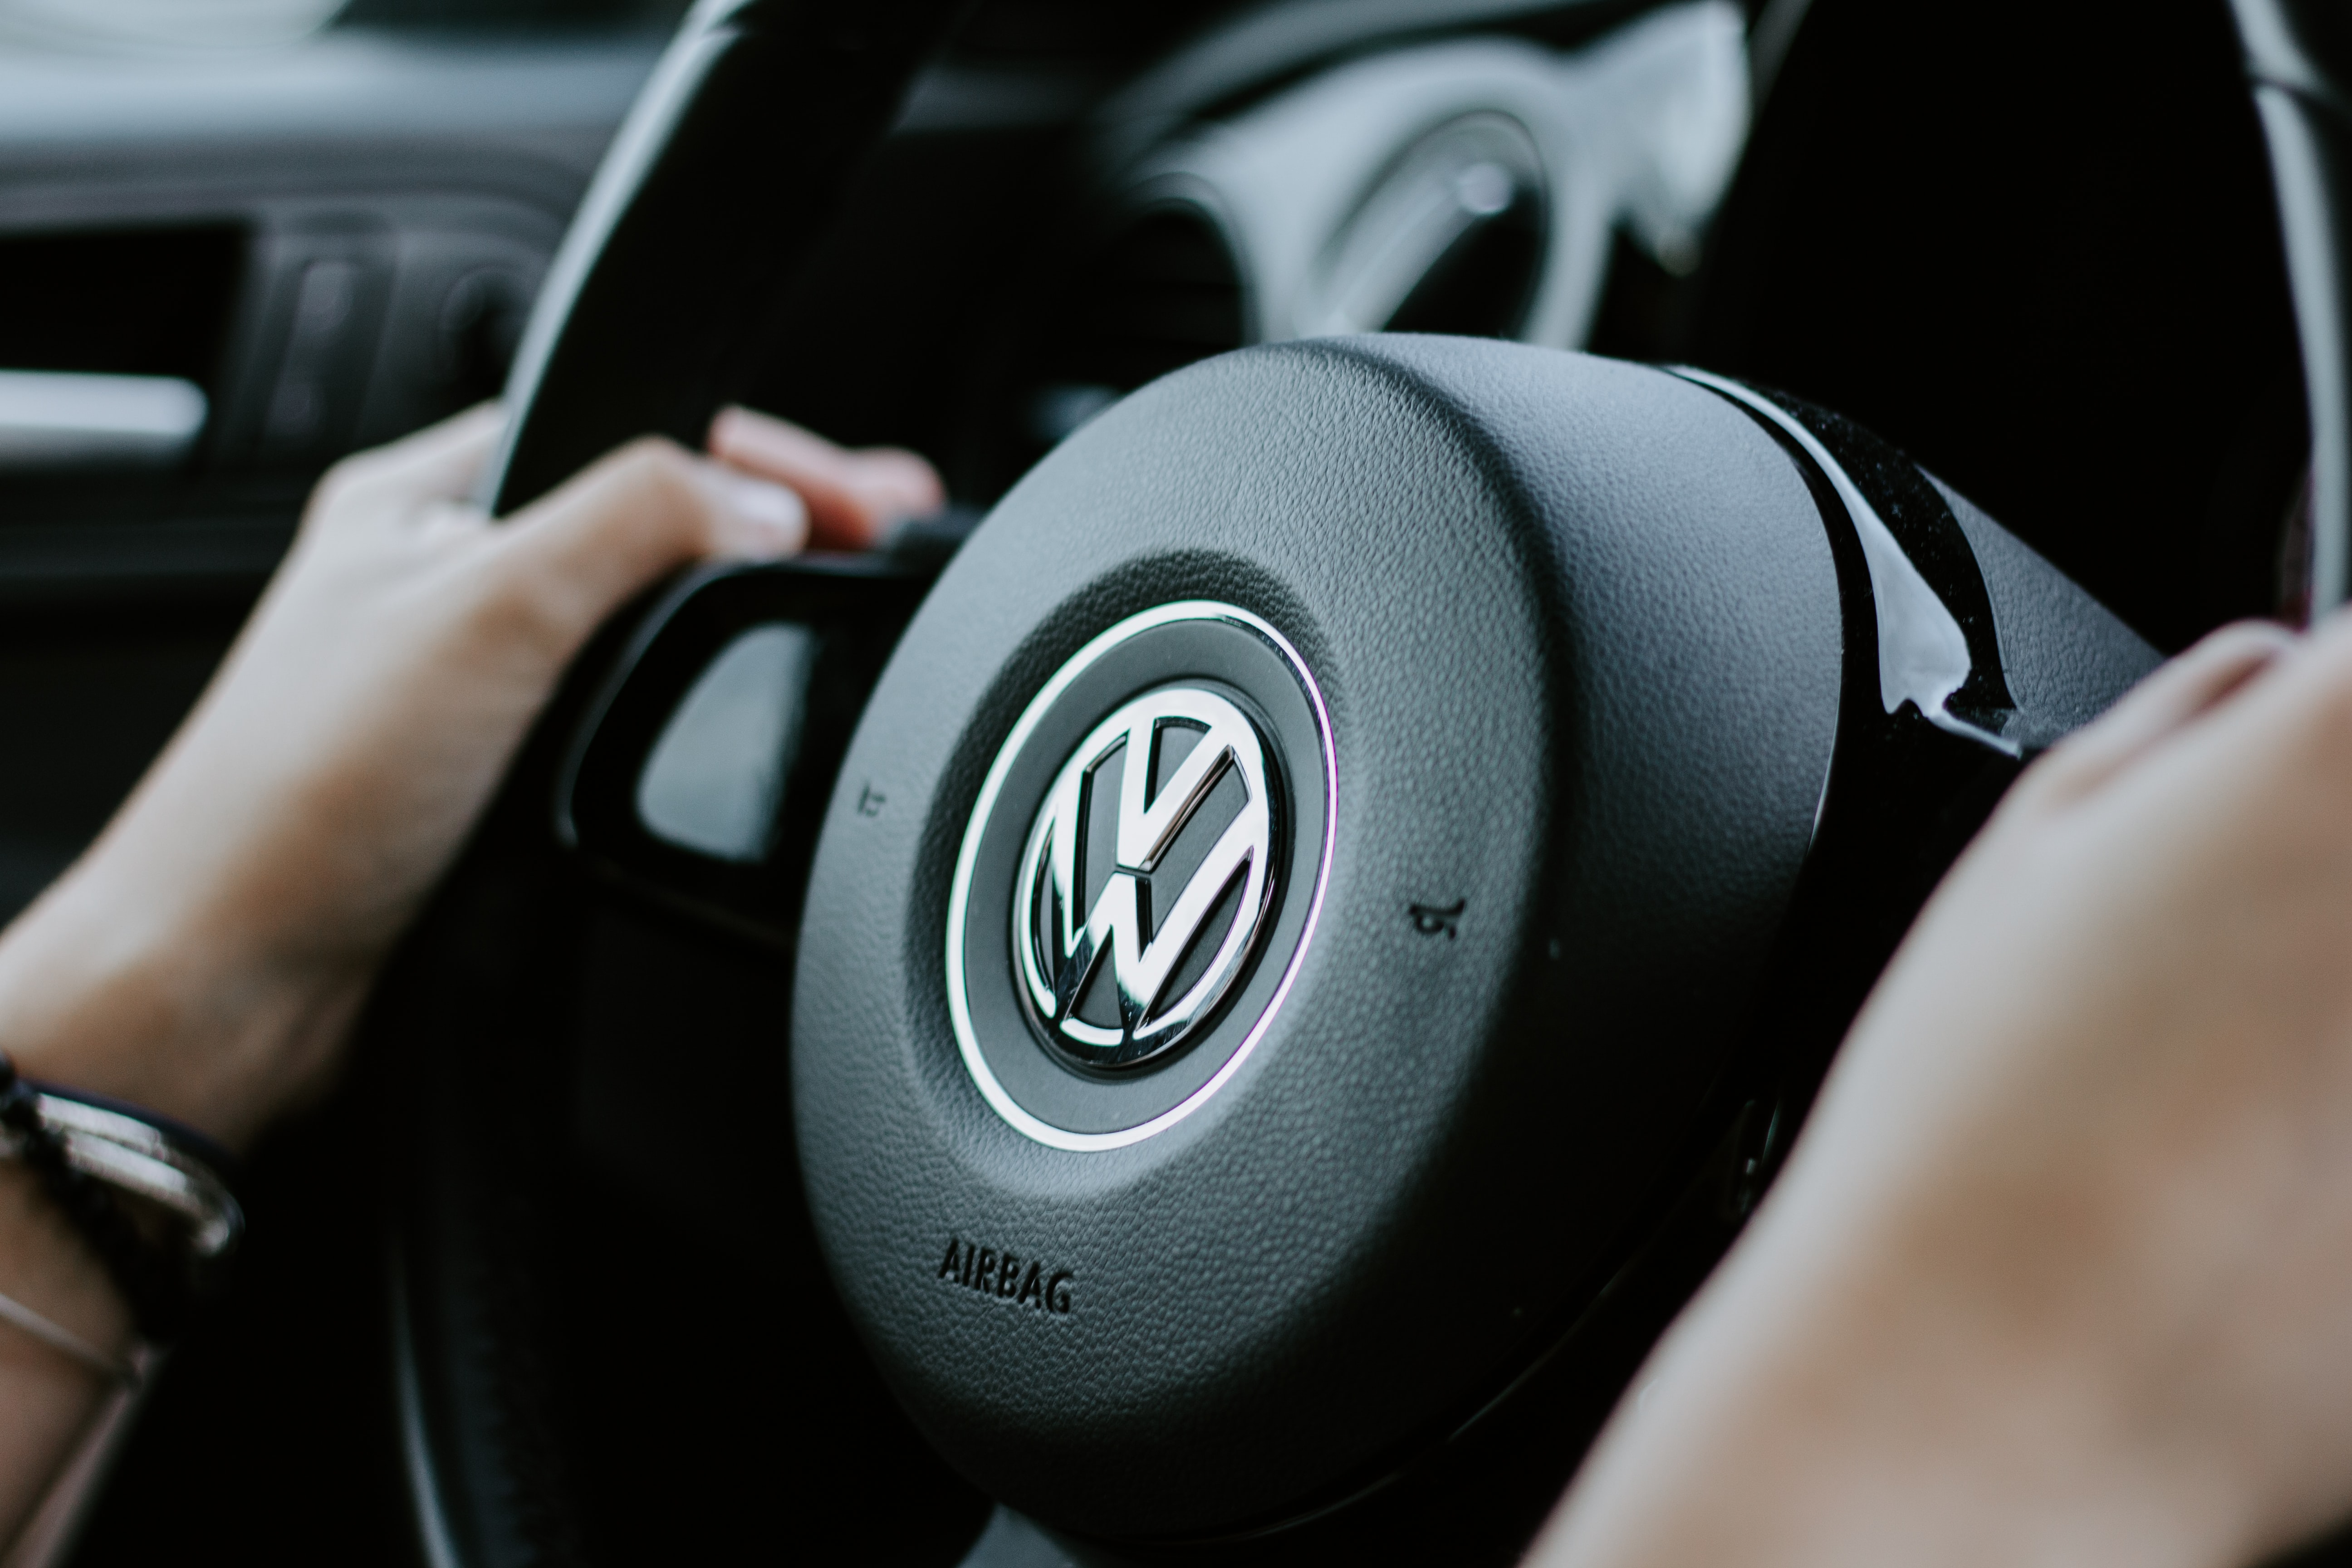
[[791, 338, 1840, 1537]]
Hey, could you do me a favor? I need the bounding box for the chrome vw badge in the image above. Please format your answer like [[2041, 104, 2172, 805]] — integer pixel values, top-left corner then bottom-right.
[[946, 601, 1335, 1151], [1014, 687, 1276, 1068]]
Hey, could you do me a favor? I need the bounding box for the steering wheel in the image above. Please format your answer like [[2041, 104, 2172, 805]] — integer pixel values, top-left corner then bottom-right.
[[382, 1, 2352, 1564]]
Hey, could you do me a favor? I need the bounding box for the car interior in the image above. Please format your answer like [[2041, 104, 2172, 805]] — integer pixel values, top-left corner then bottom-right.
[[0, 0, 2331, 1564]]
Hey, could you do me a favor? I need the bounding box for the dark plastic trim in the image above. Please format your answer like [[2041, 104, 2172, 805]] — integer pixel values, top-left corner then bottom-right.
[[554, 555, 932, 944]]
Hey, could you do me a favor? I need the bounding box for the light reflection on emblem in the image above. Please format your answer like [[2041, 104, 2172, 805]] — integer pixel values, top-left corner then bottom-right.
[[944, 599, 1334, 1152], [1014, 688, 1275, 1069]]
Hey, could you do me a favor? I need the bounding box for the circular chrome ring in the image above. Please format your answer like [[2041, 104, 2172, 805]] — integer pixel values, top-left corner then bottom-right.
[[945, 601, 1337, 1152]]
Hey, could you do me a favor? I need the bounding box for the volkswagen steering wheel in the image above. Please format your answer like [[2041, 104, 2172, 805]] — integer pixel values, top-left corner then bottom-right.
[[382, 1, 2352, 1564]]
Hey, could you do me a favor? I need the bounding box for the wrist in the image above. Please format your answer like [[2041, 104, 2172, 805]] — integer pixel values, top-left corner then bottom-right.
[[0, 846, 364, 1151], [1543, 1168, 2259, 1568], [1734, 1242, 2242, 1567]]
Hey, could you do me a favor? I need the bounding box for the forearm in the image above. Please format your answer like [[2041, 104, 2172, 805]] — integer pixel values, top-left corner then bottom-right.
[[0, 838, 364, 1151], [1522, 622, 2352, 1568], [0, 404, 829, 1553], [0, 850, 310, 1551], [1527, 1184, 2252, 1568]]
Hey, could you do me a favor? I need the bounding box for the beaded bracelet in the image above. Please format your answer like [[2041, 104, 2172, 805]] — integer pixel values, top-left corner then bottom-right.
[[0, 1053, 243, 1343]]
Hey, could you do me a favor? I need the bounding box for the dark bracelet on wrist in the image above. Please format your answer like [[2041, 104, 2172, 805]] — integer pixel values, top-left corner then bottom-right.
[[0, 1053, 245, 1342]]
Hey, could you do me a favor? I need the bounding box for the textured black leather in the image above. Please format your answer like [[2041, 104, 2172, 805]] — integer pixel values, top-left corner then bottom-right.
[[385, 820, 598, 1568], [1936, 479, 2161, 740], [790, 337, 1847, 1538]]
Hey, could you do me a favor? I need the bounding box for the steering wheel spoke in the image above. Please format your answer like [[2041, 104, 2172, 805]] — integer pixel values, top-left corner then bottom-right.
[[556, 557, 933, 944]]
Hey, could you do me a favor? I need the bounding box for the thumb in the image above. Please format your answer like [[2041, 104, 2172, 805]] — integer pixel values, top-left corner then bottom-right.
[[488, 435, 806, 651], [2024, 620, 2294, 807]]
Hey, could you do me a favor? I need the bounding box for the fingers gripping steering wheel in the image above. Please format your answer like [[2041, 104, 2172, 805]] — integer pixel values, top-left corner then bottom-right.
[[383, 1, 2352, 1564]]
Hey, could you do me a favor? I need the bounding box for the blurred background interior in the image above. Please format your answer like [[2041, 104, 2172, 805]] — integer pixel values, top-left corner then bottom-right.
[[0, 0, 2298, 929], [0, 0, 2303, 1561]]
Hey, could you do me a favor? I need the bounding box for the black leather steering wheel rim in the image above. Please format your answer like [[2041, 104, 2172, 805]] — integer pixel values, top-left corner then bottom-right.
[[481, 0, 970, 517], [388, 7, 978, 1566], [383, 5, 2347, 1567]]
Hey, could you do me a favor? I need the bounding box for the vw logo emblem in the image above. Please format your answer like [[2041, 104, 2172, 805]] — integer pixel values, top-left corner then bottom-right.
[[945, 601, 1335, 1152], [1014, 687, 1276, 1069]]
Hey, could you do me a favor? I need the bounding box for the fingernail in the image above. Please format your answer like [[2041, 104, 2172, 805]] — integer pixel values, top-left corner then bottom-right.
[[710, 468, 807, 554]]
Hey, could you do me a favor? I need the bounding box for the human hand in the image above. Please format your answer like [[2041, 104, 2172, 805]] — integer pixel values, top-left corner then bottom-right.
[[0, 402, 936, 1151], [1536, 616, 2352, 1568], [707, 403, 945, 549], [0, 402, 942, 1537]]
